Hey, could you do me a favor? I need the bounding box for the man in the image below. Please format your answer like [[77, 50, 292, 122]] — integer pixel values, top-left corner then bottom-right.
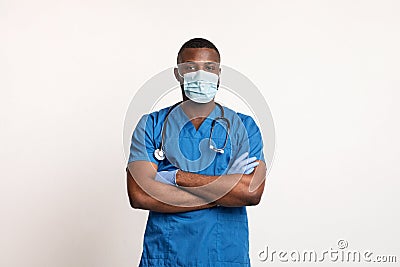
[[127, 38, 266, 266]]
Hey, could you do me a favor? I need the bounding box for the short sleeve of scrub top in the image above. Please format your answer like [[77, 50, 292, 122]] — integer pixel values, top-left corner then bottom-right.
[[128, 114, 158, 165], [237, 113, 265, 163]]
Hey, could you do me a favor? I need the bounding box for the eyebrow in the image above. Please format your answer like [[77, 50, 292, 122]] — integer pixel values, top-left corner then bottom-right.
[[182, 61, 218, 64]]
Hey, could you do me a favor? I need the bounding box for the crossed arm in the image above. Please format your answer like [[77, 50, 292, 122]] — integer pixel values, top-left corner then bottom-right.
[[126, 160, 266, 213]]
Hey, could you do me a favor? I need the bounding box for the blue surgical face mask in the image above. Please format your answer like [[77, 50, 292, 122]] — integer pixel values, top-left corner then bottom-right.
[[183, 70, 219, 104]]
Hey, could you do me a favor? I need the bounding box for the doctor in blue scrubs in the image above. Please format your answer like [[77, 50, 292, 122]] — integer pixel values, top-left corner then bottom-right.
[[126, 38, 267, 267]]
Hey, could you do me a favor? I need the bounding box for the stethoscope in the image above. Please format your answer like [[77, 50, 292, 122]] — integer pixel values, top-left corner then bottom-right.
[[154, 102, 231, 161]]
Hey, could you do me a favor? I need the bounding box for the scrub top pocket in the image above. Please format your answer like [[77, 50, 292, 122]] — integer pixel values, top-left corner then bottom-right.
[[216, 207, 250, 265], [141, 212, 170, 260]]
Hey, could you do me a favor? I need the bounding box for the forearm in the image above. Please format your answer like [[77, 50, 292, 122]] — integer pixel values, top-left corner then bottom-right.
[[176, 171, 253, 206], [134, 187, 216, 213], [175, 163, 266, 207], [127, 166, 216, 213]]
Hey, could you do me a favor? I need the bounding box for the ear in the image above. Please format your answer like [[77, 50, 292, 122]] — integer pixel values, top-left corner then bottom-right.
[[174, 67, 183, 84]]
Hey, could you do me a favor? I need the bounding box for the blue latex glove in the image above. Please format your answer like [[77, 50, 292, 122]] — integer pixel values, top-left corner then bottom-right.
[[226, 152, 259, 175], [154, 169, 179, 186]]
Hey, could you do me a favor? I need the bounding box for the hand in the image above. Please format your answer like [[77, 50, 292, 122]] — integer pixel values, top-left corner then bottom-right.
[[226, 152, 259, 175], [154, 169, 179, 186]]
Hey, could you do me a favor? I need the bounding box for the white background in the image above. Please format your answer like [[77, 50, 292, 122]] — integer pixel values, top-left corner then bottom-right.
[[1, 0, 399, 266]]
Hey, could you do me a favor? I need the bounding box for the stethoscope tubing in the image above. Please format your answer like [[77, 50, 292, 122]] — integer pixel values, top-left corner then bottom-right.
[[154, 102, 230, 161]]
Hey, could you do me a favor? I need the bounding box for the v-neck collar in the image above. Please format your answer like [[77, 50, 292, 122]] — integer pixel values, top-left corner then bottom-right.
[[177, 104, 219, 136]]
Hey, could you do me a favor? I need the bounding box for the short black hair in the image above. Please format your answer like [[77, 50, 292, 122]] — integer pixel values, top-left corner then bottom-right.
[[177, 38, 220, 64]]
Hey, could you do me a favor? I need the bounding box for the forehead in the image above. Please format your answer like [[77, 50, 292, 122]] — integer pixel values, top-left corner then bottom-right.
[[179, 48, 220, 63]]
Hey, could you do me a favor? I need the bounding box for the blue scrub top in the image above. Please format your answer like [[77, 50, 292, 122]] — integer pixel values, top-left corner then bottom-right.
[[129, 103, 265, 267]]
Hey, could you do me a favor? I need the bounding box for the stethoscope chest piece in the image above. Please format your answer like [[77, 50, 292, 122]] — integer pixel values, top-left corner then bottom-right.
[[154, 148, 165, 161]]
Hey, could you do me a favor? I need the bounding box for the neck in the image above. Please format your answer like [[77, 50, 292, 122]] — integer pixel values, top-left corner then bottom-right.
[[181, 100, 216, 120]]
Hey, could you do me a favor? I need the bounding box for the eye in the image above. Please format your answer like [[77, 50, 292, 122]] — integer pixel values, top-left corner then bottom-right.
[[205, 63, 219, 72], [184, 64, 197, 71]]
